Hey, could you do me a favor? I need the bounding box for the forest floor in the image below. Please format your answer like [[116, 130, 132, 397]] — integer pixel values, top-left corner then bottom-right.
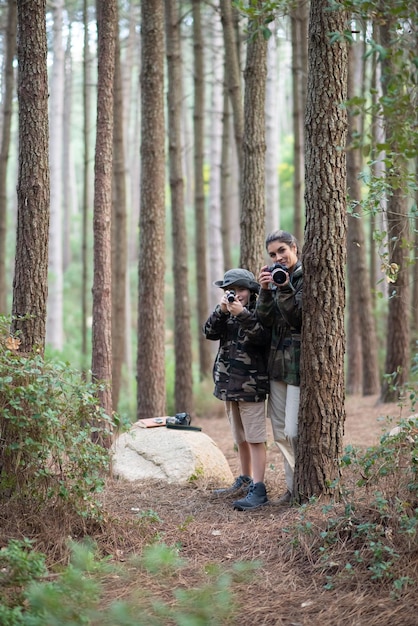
[[3, 394, 418, 625], [93, 393, 417, 626]]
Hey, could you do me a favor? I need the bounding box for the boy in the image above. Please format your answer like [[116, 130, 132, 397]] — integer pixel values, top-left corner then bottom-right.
[[203, 269, 270, 510]]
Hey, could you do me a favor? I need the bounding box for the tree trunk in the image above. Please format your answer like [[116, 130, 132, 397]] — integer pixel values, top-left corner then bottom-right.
[[265, 23, 280, 234], [112, 25, 127, 413], [192, 0, 212, 380], [239, 7, 268, 275], [346, 42, 379, 396], [12, 0, 50, 354], [379, 19, 411, 402], [82, 0, 92, 369], [136, 0, 167, 419], [91, 0, 117, 438], [207, 16, 225, 310], [0, 0, 17, 315], [295, 0, 348, 502], [164, 0, 194, 415], [46, 0, 65, 351], [220, 87, 232, 271], [291, 0, 308, 244], [220, 0, 244, 175]]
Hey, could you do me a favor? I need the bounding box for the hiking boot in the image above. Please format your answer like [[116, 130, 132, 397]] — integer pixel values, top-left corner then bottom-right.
[[271, 489, 292, 506], [233, 482, 268, 511], [212, 475, 253, 497]]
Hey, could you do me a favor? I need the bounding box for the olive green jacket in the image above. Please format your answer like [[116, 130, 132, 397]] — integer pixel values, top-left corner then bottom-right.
[[256, 262, 302, 386]]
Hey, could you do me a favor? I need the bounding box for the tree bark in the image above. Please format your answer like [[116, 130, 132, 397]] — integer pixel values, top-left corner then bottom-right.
[[164, 0, 194, 415], [136, 0, 167, 419], [12, 0, 50, 354], [91, 0, 117, 437], [239, 7, 268, 275], [295, 0, 348, 501]]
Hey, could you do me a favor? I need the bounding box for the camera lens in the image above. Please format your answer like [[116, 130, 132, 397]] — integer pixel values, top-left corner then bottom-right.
[[227, 290, 235, 303], [270, 264, 288, 285]]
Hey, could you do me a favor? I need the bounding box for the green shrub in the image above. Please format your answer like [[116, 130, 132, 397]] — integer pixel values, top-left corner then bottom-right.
[[0, 540, 259, 625], [0, 317, 113, 519]]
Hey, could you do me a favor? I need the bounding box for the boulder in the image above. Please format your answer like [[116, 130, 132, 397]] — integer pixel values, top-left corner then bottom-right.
[[112, 422, 234, 487]]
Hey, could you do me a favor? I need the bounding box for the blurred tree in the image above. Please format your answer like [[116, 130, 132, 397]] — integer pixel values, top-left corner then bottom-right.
[[11, 0, 50, 353], [46, 0, 65, 350], [379, 14, 411, 402], [81, 0, 93, 372], [192, 0, 212, 381], [136, 0, 166, 419], [290, 0, 308, 244], [207, 15, 225, 309], [164, 0, 193, 415], [112, 14, 127, 413], [239, 1, 268, 274], [296, 0, 348, 502], [0, 0, 17, 315], [91, 0, 117, 439], [346, 41, 379, 396]]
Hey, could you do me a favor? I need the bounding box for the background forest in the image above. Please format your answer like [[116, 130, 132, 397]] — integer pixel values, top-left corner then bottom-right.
[[0, 1, 417, 624], [0, 0, 417, 424]]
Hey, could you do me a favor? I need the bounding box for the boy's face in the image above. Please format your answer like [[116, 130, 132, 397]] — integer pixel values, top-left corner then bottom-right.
[[227, 285, 251, 306]]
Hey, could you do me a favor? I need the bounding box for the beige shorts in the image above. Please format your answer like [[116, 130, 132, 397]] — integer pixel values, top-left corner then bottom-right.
[[225, 400, 267, 445]]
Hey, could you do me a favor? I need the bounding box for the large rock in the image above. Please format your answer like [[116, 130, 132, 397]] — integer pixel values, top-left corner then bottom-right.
[[112, 422, 234, 487]]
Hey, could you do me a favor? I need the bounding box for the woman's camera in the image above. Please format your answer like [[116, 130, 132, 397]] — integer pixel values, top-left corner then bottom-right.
[[226, 290, 236, 303], [267, 262, 288, 285]]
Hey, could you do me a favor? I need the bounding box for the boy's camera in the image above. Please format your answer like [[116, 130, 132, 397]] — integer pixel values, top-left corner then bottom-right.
[[267, 262, 288, 285], [226, 290, 236, 303]]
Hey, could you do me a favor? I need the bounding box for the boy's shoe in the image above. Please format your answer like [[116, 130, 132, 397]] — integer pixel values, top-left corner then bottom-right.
[[233, 482, 268, 511], [212, 475, 253, 497]]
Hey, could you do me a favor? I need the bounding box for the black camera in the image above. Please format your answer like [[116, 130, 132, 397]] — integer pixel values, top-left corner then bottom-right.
[[267, 262, 288, 285], [226, 290, 236, 303], [166, 412, 191, 426]]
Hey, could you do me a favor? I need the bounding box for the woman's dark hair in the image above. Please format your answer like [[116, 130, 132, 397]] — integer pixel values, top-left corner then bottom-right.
[[265, 230, 301, 258]]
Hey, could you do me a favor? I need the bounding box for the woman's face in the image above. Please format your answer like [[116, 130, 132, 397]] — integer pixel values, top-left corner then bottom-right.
[[267, 240, 298, 271]]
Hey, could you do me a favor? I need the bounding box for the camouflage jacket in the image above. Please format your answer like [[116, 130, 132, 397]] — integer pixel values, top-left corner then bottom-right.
[[256, 261, 303, 386], [203, 302, 270, 402]]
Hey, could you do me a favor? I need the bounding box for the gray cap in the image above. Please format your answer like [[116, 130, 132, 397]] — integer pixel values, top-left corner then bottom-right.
[[214, 268, 260, 293]]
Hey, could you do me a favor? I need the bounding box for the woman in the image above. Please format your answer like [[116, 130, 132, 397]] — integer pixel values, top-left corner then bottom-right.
[[257, 230, 302, 505]]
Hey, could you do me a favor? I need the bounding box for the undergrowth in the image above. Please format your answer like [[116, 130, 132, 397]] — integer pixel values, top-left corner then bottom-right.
[[0, 316, 113, 519], [285, 399, 418, 597]]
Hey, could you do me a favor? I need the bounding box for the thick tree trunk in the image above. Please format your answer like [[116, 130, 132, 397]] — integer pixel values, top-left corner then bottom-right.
[[12, 0, 50, 353], [295, 0, 348, 502]]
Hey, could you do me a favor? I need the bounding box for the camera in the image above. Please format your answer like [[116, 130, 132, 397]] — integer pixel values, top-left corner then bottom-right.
[[166, 412, 191, 426], [226, 290, 236, 303], [267, 262, 288, 285]]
